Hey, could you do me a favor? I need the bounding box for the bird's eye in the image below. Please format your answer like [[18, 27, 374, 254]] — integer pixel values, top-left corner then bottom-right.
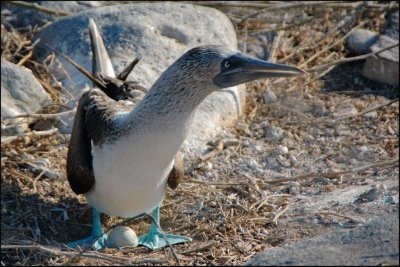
[[224, 60, 231, 69]]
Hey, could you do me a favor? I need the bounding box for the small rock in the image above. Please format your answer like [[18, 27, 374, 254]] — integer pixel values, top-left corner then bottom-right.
[[236, 122, 251, 135], [387, 125, 395, 135], [357, 146, 369, 154], [333, 105, 358, 118], [362, 11, 399, 86], [347, 29, 378, 55], [263, 90, 278, 104], [242, 139, 251, 147], [289, 155, 299, 167], [247, 158, 261, 169], [265, 126, 284, 141], [197, 161, 213, 171], [274, 145, 288, 155], [106, 226, 138, 248], [363, 110, 378, 118], [258, 121, 269, 129], [250, 145, 263, 153], [276, 155, 291, 167], [289, 181, 300, 194]]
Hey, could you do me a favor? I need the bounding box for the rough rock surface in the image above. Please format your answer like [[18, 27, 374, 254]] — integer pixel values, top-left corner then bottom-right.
[[1, 1, 105, 29], [33, 2, 245, 156], [246, 212, 399, 266], [363, 11, 399, 86], [1, 59, 51, 134]]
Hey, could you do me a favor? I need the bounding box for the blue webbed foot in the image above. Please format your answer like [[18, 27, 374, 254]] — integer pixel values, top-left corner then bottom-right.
[[68, 233, 107, 250], [68, 208, 107, 250], [138, 206, 192, 250], [139, 232, 191, 250]]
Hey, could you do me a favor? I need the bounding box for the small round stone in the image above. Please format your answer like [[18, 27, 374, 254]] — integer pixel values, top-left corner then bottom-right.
[[347, 29, 378, 55], [106, 226, 138, 248]]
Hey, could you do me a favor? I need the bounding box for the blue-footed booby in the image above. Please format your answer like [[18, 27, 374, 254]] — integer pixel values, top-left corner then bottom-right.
[[66, 18, 306, 250]]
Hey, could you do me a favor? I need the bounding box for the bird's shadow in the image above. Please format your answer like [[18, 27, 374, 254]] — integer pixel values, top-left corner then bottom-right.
[[1, 176, 93, 247]]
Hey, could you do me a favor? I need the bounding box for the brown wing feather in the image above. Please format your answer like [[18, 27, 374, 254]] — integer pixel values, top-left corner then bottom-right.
[[66, 89, 135, 195], [67, 91, 96, 194], [167, 151, 184, 190]]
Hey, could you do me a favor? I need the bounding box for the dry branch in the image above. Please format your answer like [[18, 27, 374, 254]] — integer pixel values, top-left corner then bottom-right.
[[2, 109, 76, 120], [1, 244, 167, 265], [306, 43, 399, 72], [181, 241, 218, 255], [1, 128, 58, 145], [298, 20, 369, 68], [304, 212, 362, 223], [240, 1, 338, 24], [284, 99, 398, 126], [199, 140, 224, 161], [6, 1, 71, 16], [265, 158, 399, 184]]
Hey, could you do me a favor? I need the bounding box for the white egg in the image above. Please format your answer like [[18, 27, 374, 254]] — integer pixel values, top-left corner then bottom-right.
[[106, 226, 138, 248]]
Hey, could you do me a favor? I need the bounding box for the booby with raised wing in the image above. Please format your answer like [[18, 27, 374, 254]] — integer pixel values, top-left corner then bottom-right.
[[66, 18, 306, 250]]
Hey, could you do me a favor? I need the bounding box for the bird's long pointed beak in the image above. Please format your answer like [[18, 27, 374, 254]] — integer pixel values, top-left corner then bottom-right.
[[213, 53, 306, 88], [240, 57, 306, 76]]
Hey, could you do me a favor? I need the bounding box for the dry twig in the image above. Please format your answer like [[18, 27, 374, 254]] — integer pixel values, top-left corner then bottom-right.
[[2, 109, 76, 120], [6, 1, 71, 16], [265, 158, 399, 184], [1, 128, 58, 145], [306, 43, 399, 72]]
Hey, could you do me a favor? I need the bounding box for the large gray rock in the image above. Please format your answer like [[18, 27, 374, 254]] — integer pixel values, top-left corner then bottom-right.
[[34, 2, 245, 156], [362, 11, 399, 86], [1, 59, 51, 134], [246, 213, 399, 266], [1, 1, 104, 29]]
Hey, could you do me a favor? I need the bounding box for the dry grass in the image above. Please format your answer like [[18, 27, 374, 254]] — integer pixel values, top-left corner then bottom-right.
[[1, 1, 399, 266]]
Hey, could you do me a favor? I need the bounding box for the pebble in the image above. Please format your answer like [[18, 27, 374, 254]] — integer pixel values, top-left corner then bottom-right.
[[274, 145, 289, 155], [198, 161, 213, 171], [289, 155, 299, 167], [263, 89, 278, 104], [276, 155, 291, 167], [34, 158, 50, 168], [247, 158, 261, 169], [106, 226, 138, 248], [357, 146, 369, 154], [242, 139, 251, 147], [236, 122, 251, 135], [259, 121, 269, 128], [265, 126, 284, 141], [347, 29, 378, 55], [289, 181, 300, 194], [333, 105, 358, 118], [387, 125, 395, 135], [250, 144, 263, 153], [363, 110, 378, 118]]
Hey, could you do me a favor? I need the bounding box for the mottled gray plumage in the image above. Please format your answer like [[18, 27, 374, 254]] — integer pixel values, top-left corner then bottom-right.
[[64, 18, 306, 250]]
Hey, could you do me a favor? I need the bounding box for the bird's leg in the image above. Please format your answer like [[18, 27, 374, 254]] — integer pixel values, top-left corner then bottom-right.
[[67, 208, 107, 250], [138, 205, 192, 250]]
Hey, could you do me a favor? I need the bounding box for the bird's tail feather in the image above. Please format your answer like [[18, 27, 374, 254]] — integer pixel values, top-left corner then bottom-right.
[[88, 18, 116, 81]]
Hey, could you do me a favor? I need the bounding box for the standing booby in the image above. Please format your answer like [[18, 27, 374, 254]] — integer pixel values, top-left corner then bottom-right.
[[66, 19, 306, 250]]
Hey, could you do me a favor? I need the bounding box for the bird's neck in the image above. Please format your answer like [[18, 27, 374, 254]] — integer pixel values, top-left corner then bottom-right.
[[126, 72, 213, 132]]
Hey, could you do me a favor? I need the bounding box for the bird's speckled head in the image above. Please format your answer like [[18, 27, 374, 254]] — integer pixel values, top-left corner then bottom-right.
[[162, 45, 306, 92]]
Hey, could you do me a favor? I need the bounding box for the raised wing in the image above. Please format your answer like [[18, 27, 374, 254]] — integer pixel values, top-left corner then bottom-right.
[[66, 88, 137, 194]]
